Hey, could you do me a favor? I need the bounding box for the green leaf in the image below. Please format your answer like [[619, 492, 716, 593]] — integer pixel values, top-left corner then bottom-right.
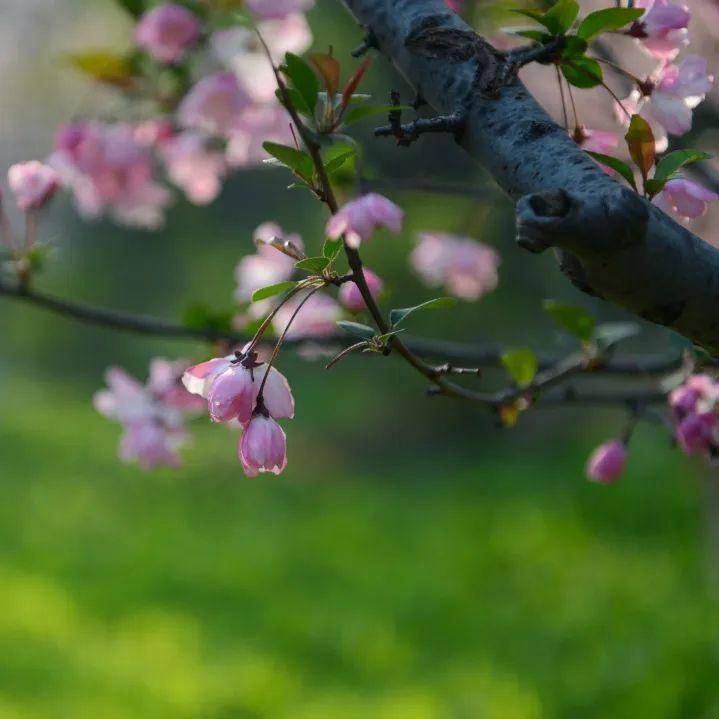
[[543, 300, 595, 341], [389, 297, 457, 327], [594, 322, 641, 349], [652, 149, 712, 186], [275, 87, 314, 117], [625, 114, 655, 182], [251, 281, 299, 302], [586, 151, 637, 191], [561, 55, 603, 88], [323, 149, 356, 174], [577, 7, 644, 40], [322, 237, 344, 259], [283, 52, 319, 115], [342, 104, 412, 126], [501, 349, 539, 388], [295, 257, 331, 273], [543, 0, 580, 34], [504, 28, 555, 42], [337, 320, 376, 340], [262, 142, 314, 181], [65, 50, 134, 87]]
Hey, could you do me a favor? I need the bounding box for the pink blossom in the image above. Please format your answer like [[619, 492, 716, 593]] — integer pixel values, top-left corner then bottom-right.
[[49, 122, 171, 229], [182, 356, 234, 398], [178, 72, 251, 138], [654, 177, 718, 219], [235, 222, 303, 304], [272, 291, 342, 339], [135, 3, 200, 63], [572, 127, 618, 155], [239, 413, 287, 477], [244, 0, 313, 20], [160, 131, 227, 205], [226, 104, 294, 168], [208, 364, 257, 423], [7, 161, 59, 211], [147, 357, 205, 413], [410, 232, 500, 301], [338, 268, 383, 312], [119, 421, 184, 470], [669, 374, 719, 419], [631, 0, 690, 60], [586, 440, 627, 484], [326, 193, 404, 248], [676, 411, 717, 455]]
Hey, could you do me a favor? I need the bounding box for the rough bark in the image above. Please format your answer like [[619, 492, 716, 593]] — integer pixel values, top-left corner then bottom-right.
[[339, 0, 719, 354]]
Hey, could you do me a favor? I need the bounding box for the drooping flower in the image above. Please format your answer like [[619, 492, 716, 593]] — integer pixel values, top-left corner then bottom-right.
[[586, 440, 627, 484], [676, 411, 717, 455], [135, 3, 200, 64], [654, 177, 718, 219], [272, 291, 342, 339], [49, 122, 172, 229], [326, 193, 404, 248], [239, 413, 287, 476], [7, 161, 60, 211], [159, 131, 227, 205], [208, 364, 257, 423], [244, 0, 314, 20], [629, 0, 690, 61], [410, 232, 500, 301], [338, 268, 383, 312], [178, 72, 251, 138]]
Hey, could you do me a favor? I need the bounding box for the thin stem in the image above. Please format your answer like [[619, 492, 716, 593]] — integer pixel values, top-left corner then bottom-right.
[[556, 65, 569, 130], [592, 55, 643, 86]]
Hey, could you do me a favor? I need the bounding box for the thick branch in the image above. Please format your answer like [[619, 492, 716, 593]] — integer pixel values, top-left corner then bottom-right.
[[339, 0, 719, 354]]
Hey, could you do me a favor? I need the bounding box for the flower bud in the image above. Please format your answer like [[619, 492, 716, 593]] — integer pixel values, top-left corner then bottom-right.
[[239, 414, 287, 476], [586, 440, 627, 484], [7, 161, 59, 211], [338, 268, 383, 312]]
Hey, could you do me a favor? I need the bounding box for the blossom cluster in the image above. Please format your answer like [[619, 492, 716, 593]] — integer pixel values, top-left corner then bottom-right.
[[669, 374, 719, 458]]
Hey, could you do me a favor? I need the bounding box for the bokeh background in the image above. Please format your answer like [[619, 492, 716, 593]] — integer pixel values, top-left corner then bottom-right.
[[1, 1, 719, 716]]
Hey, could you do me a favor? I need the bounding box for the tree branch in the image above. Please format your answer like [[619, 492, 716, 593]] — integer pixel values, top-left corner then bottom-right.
[[338, 0, 719, 355]]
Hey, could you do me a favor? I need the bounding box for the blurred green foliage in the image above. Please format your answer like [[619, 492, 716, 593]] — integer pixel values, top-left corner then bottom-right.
[[1, 2, 718, 716]]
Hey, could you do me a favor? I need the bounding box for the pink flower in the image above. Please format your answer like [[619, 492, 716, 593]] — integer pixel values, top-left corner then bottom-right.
[[119, 421, 184, 470], [586, 440, 627, 484], [338, 268, 383, 312], [226, 104, 294, 168], [631, 0, 690, 60], [326, 193, 404, 248], [147, 357, 205, 413], [654, 177, 718, 219], [160, 131, 227, 205], [182, 356, 234, 398], [676, 411, 717, 455], [239, 413, 287, 477], [410, 232, 500, 301], [7, 161, 59, 211], [572, 126, 618, 155], [272, 291, 342, 339], [178, 72, 251, 138], [49, 122, 171, 229], [135, 3, 200, 64], [235, 222, 303, 304], [244, 0, 313, 20], [208, 364, 257, 423]]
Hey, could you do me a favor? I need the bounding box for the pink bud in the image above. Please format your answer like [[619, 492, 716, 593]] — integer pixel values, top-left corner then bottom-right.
[[207, 364, 256, 423], [338, 268, 383, 311], [7, 161, 59, 211], [239, 414, 287, 476], [676, 412, 716, 455], [135, 3, 200, 63], [326, 193, 404, 248], [586, 440, 627, 484]]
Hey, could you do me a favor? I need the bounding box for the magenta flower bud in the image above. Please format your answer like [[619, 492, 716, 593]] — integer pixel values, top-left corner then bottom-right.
[[586, 440, 627, 484], [326, 193, 404, 248], [7, 161, 59, 211], [338, 268, 383, 312], [239, 414, 287, 477], [668, 385, 700, 421], [676, 411, 716, 455], [207, 365, 256, 424], [135, 3, 200, 64]]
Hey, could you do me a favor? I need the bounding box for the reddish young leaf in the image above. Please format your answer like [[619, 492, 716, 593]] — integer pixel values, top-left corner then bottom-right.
[[341, 58, 372, 111], [625, 114, 655, 183], [310, 53, 341, 97]]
